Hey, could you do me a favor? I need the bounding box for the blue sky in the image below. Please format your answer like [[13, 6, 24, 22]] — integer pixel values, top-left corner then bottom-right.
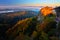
[[0, 0, 60, 6]]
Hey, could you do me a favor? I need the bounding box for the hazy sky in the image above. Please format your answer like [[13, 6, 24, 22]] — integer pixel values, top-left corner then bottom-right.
[[0, 0, 60, 6]]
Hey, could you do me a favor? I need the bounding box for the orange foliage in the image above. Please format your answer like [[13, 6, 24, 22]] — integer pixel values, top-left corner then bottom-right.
[[40, 6, 53, 16], [6, 18, 32, 34]]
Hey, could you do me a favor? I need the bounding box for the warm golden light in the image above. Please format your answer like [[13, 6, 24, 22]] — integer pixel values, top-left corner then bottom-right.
[[40, 6, 53, 16]]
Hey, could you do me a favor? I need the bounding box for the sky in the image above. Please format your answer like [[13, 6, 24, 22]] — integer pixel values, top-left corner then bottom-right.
[[0, 0, 60, 7]]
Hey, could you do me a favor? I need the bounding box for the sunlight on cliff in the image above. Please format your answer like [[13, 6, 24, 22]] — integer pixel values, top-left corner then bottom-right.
[[41, 6, 53, 16]]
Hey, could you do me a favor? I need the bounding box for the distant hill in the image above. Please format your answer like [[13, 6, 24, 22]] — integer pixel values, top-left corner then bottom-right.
[[0, 10, 37, 24]]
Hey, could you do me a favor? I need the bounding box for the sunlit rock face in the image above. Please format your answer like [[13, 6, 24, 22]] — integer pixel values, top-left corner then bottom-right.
[[40, 6, 53, 16], [37, 6, 54, 22]]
